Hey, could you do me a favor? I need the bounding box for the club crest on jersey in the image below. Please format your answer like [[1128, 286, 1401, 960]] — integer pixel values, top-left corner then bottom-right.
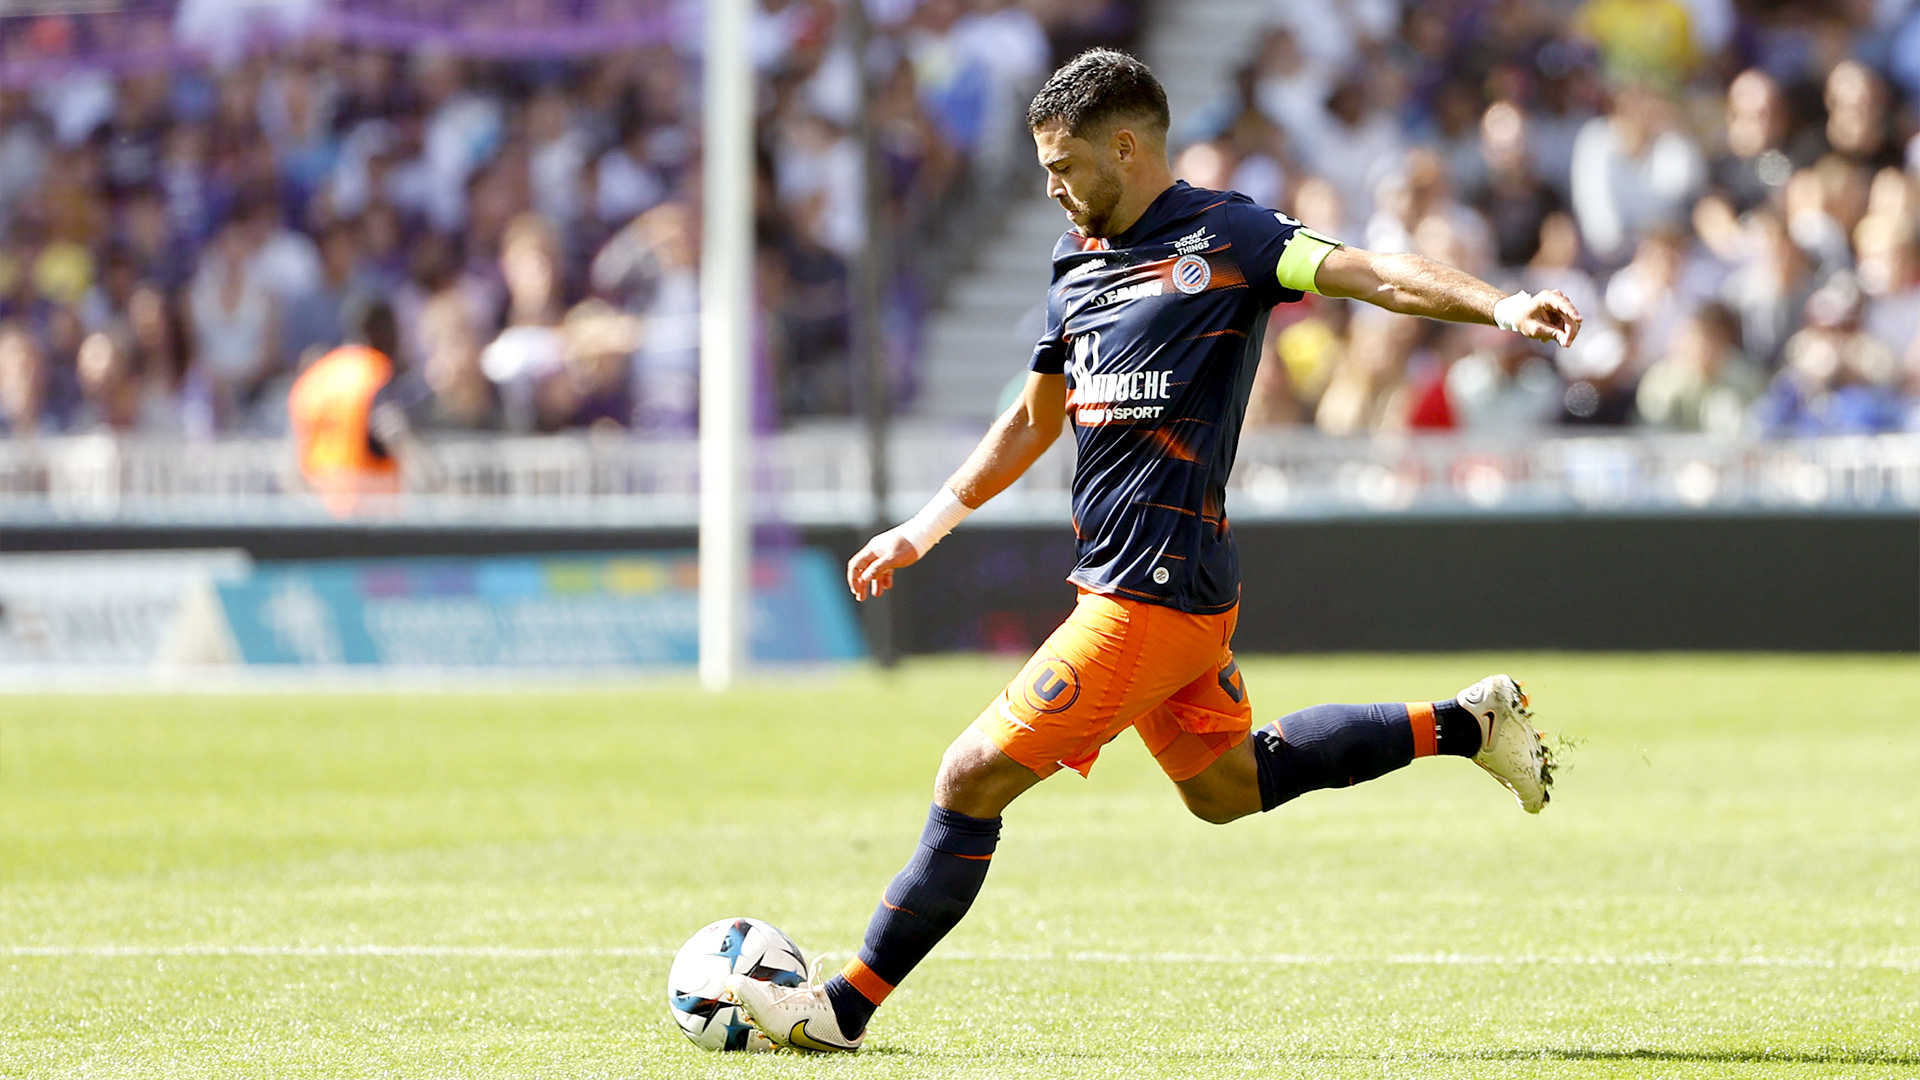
[[1172, 254, 1212, 295], [1020, 657, 1081, 714]]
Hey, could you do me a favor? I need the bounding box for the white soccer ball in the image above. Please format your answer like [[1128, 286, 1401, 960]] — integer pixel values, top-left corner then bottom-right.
[[666, 917, 809, 1052]]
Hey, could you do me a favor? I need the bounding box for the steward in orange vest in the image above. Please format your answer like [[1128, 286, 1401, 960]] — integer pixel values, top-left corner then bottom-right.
[[287, 302, 401, 518]]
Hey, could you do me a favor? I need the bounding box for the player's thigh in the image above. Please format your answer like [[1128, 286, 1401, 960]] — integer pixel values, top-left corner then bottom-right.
[[934, 723, 1045, 819], [970, 591, 1173, 781], [1139, 653, 1259, 820]]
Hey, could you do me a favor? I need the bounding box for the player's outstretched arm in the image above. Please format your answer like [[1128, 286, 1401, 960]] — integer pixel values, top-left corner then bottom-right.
[[1312, 246, 1583, 347], [846, 372, 1067, 601]]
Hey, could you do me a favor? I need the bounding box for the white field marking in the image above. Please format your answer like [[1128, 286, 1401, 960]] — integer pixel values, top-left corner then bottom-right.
[[4, 945, 677, 959], [6, 945, 1918, 973]]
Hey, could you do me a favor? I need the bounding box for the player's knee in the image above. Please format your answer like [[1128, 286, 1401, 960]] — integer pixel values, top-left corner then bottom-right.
[[1179, 788, 1250, 825], [933, 728, 1037, 818], [935, 734, 995, 791]]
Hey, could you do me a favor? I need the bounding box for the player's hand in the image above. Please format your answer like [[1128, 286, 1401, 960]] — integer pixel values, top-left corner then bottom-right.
[[846, 530, 920, 601], [1515, 289, 1583, 348]]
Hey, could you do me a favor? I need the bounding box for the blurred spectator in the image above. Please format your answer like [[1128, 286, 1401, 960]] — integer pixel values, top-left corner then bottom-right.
[[1297, 70, 1404, 226], [282, 219, 373, 365], [416, 51, 504, 234], [1603, 227, 1696, 370], [1446, 326, 1563, 432], [1575, 0, 1698, 90], [1314, 309, 1424, 435], [1569, 85, 1705, 264], [1757, 273, 1907, 434], [1712, 70, 1804, 213], [185, 217, 279, 431], [1853, 207, 1920, 368], [1720, 209, 1814, 368], [1557, 323, 1638, 425], [385, 287, 502, 434], [0, 321, 48, 436], [70, 325, 184, 434], [594, 107, 668, 230], [1635, 302, 1763, 434], [592, 201, 700, 433], [1470, 101, 1566, 268], [1784, 156, 1870, 273], [1824, 60, 1902, 171], [539, 300, 640, 430], [774, 111, 864, 257], [479, 212, 567, 432]]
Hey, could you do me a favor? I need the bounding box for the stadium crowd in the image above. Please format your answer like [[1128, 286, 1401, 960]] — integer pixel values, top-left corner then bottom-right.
[[0, 0, 1916, 444], [0, 0, 1137, 440], [1186, 0, 1920, 436]]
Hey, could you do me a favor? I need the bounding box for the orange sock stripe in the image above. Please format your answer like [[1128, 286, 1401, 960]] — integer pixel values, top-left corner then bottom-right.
[[1407, 701, 1438, 758], [953, 852, 993, 861], [841, 957, 894, 1005]]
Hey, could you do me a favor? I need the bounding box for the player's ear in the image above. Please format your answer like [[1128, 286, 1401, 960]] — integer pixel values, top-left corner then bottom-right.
[[1111, 126, 1136, 164]]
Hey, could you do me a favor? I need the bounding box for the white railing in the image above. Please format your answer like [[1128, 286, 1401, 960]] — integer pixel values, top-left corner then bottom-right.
[[1, 428, 1916, 526]]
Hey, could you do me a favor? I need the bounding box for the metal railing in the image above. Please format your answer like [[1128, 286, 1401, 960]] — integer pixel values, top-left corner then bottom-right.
[[1, 429, 1916, 527]]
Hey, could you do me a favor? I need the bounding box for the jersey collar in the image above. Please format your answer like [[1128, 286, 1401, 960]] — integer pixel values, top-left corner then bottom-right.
[[1101, 180, 1198, 249]]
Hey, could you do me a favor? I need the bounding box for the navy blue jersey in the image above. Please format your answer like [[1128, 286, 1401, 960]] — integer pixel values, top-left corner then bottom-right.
[[1029, 181, 1339, 614]]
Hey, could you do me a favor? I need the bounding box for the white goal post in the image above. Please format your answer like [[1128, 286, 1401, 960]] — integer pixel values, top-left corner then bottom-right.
[[698, 0, 753, 691]]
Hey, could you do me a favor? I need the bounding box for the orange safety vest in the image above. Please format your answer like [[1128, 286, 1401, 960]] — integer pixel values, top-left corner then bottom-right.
[[288, 344, 399, 518]]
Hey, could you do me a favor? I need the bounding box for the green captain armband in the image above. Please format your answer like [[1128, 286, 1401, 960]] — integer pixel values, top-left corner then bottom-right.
[[1275, 228, 1342, 295]]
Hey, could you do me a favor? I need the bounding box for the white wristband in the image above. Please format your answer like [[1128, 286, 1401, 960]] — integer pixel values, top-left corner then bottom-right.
[[1493, 291, 1533, 333], [892, 486, 973, 557]]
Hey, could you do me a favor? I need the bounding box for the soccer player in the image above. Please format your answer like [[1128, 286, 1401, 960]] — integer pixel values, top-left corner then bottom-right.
[[728, 49, 1582, 1052]]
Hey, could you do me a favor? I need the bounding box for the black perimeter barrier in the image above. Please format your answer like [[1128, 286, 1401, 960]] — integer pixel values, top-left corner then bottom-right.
[[3, 513, 1915, 652]]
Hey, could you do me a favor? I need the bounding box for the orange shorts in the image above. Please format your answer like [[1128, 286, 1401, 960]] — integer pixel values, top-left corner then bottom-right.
[[973, 588, 1253, 783]]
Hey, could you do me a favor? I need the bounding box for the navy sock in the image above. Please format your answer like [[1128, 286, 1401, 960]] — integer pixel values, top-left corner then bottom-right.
[[823, 804, 1000, 1038], [1434, 699, 1482, 758], [1252, 701, 1425, 811]]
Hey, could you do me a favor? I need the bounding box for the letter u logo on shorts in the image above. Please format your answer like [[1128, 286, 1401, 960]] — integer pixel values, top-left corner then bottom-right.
[[1020, 657, 1082, 714]]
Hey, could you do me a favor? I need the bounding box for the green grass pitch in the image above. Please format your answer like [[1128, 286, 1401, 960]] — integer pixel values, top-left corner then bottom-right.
[[2, 654, 1917, 1079]]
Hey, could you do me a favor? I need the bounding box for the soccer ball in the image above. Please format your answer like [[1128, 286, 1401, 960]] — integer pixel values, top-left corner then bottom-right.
[[666, 917, 809, 1051]]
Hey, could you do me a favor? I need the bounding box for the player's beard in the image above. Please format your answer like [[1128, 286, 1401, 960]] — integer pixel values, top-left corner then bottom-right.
[[1066, 162, 1126, 238]]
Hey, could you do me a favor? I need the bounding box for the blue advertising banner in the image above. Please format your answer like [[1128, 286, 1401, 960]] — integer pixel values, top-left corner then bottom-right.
[[215, 549, 863, 667]]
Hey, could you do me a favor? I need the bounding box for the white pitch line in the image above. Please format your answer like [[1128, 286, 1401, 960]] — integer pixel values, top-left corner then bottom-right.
[[6, 945, 1917, 972], [3, 945, 674, 959]]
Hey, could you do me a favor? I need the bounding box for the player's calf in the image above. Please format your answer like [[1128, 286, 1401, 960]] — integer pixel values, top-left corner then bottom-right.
[[1248, 697, 1486, 811]]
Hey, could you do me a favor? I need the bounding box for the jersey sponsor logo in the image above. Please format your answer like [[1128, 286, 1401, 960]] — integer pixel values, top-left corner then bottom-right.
[[1173, 253, 1212, 294], [1172, 227, 1215, 255], [1063, 257, 1108, 283], [1151, 566, 1171, 585], [1067, 340, 1173, 424], [1070, 330, 1103, 373], [1020, 657, 1082, 714], [1091, 278, 1164, 307], [1070, 365, 1172, 406]]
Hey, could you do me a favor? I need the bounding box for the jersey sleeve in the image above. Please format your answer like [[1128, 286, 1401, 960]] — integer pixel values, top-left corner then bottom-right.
[[1028, 285, 1069, 373], [1226, 201, 1343, 307]]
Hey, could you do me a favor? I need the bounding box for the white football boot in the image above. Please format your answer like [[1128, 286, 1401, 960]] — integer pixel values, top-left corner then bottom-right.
[[1455, 674, 1553, 813], [724, 972, 863, 1053]]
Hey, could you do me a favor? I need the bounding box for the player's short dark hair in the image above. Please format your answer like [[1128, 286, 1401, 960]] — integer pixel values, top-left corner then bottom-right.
[[1026, 49, 1170, 141], [349, 298, 400, 361]]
